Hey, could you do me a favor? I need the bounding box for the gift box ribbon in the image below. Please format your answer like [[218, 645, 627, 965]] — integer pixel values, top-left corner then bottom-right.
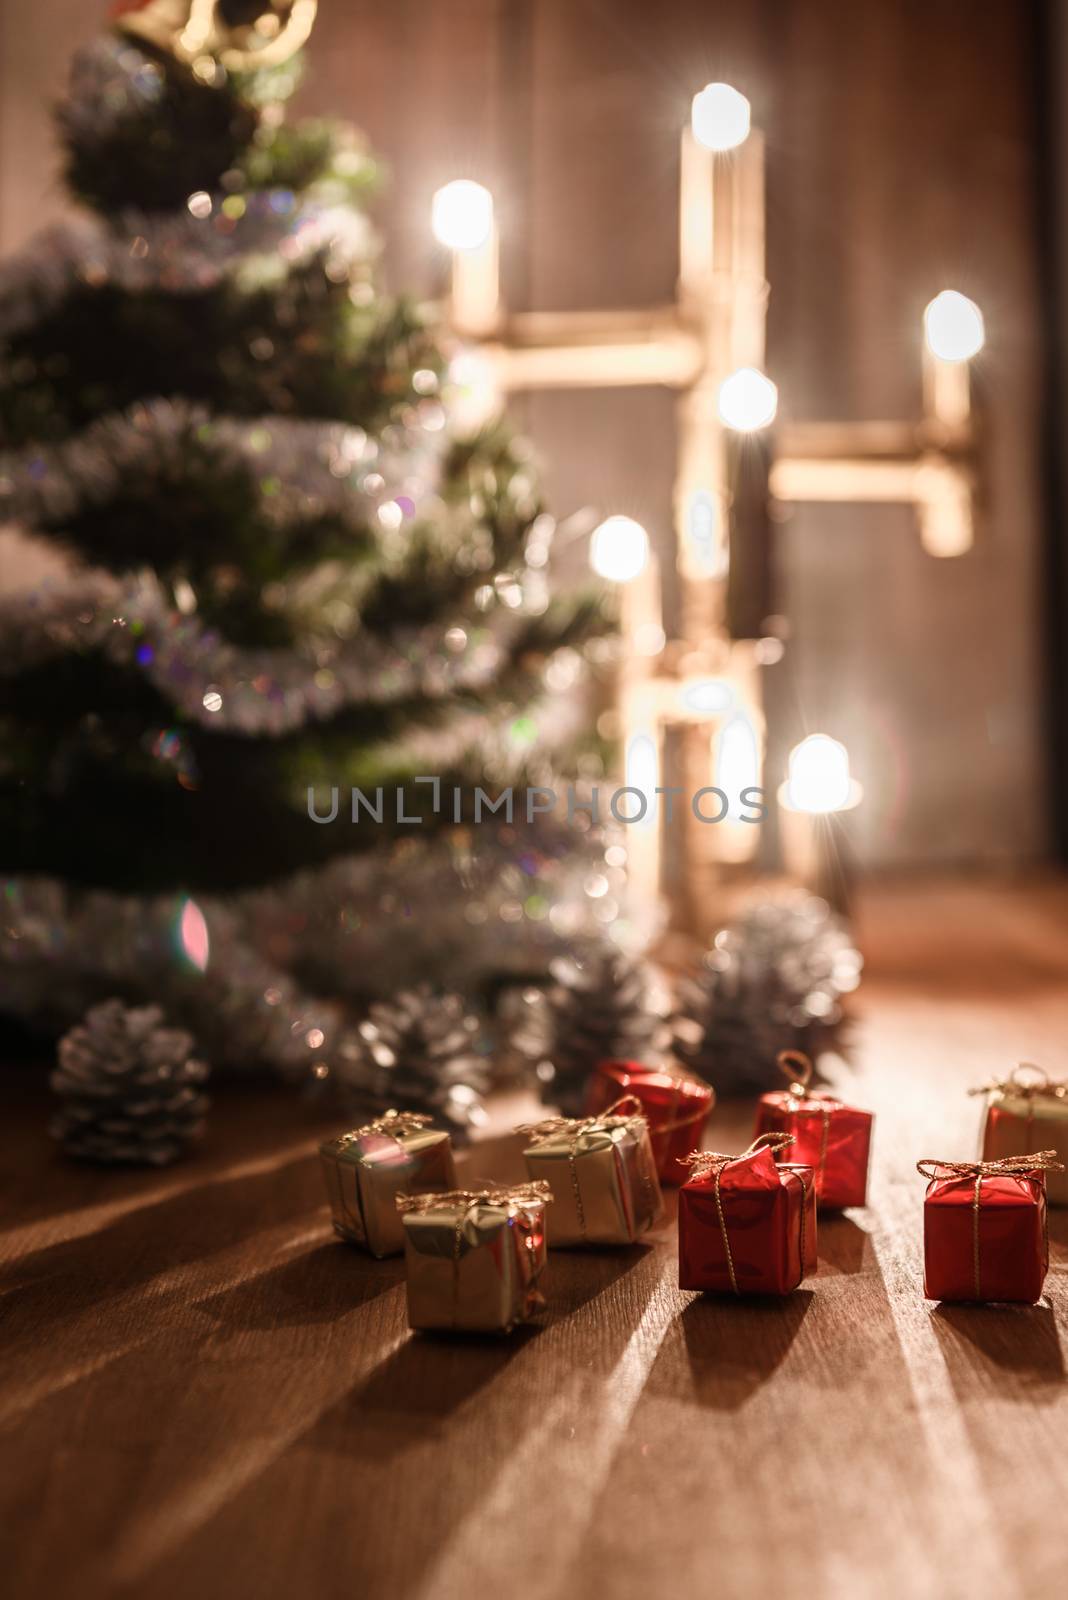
[[337, 1109, 434, 1148], [916, 1150, 1065, 1300], [773, 1050, 837, 1182], [967, 1063, 1068, 1134], [397, 1183, 553, 1327], [681, 1132, 808, 1295], [518, 1096, 655, 1241]]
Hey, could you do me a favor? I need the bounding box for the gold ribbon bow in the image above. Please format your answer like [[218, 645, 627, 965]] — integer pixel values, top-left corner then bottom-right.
[[680, 1133, 809, 1295], [397, 1182, 553, 1328], [337, 1109, 433, 1147], [517, 1097, 651, 1241], [396, 1182, 553, 1218], [774, 1050, 836, 1181], [916, 1151, 1064, 1299], [516, 1095, 646, 1141], [967, 1063, 1068, 1102]]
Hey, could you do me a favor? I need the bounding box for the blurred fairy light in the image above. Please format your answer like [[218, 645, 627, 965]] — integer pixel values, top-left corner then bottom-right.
[[717, 366, 778, 431], [624, 733, 659, 828], [177, 897, 210, 972], [716, 713, 760, 815], [784, 734, 857, 814], [431, 180, 494, 251], [681, 678, 733, 716], [590, 515, 650, 582], [924, 290, 985, 363], [691, 83, 751, 152]]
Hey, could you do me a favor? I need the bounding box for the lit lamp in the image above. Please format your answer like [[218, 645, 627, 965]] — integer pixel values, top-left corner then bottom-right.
[[778, 734, 862, 916], [591, 516, 662, 907], [919, 287, 984, 556], [432, 179, 499, 338], [717, 367, 778, 433]]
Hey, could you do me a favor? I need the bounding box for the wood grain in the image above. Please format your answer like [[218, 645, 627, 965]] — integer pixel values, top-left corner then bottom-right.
[[3, 876, 1068, 1600]]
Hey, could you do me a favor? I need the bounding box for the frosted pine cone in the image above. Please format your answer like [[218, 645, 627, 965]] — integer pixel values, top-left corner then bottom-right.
[[673, 894, 862, 1096], [517, 948, 668, 1115], [334, 985, 491, 1135], [51, 998, 210, 1165]]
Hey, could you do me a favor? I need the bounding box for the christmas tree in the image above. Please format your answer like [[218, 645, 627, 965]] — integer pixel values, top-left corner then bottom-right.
[[0, 2, 622, 1094]]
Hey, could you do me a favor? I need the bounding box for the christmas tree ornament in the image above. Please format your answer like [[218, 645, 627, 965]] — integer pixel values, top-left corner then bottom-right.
[[753, 1049, 872, 1209], [51, 997, 210, 1165], [319, 1110, 455, 1259], [398, 1182, 552, 1333], [678, 1133, 816, 1296], [672, 895, 862, 1096], [335, 987, 491, 1136], [584, 1061, 714, 1183], [526, 949, 669, 1115], [970, 1064, 1068, 1206], [519, 1096, 662, 1247], [917, 1151, 1063, 1304], [117, 0, 319, 72]]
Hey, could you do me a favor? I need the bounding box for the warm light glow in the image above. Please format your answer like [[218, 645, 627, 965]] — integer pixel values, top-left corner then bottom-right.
[[924, 290, 985, 363], [431, 180, 494, 251], [624, 733, 659, 828], [717, 715, 761, 816], [178, 897, 210, 972], [786, 735, 853, 815], [717, 367, 778, 432], [681, 678, 734, 716], [691, 83, 751, 152], [590, 515, 650, 583]]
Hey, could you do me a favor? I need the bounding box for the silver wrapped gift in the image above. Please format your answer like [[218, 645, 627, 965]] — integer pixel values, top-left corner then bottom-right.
[[399, 1183, 551, 1332], [521, 1097, 663, 1247], [319, 1110, 456, 1258]]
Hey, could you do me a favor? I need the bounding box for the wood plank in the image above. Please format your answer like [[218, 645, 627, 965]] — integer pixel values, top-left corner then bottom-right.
[[2, 877, 1068, 1599]]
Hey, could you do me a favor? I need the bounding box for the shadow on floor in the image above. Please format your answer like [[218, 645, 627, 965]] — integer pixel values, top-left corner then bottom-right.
[[304, 1317, 542, 1463], [194, 1241, 405, 1330], [0, 1151, 324, 1338], [666, 1289, 815, 1411], [930, 1301, 1066, 1397], [817, 1214, 872, 1276]]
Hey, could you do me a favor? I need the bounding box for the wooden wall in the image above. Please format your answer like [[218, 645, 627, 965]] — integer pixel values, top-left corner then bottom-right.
[[0, 0, 1050, 868]]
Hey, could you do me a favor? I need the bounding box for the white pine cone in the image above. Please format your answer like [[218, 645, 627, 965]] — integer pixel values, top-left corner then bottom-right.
[[333, 985, 490, 1135], [51, 997, 210, 1165]]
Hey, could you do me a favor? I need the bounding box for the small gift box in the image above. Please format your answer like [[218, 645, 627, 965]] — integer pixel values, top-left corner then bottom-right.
[[398, 1182, 552, 1332], [917, 1151, 1063, 1303], [520, 1096, 663, 1247], [754, 1050, 872, 1209], [971, 1065, 1068, 1207], [319, 1110, 456, 1259], [584, 1060, 714, 1183], [678, 1133, 817, 1296]]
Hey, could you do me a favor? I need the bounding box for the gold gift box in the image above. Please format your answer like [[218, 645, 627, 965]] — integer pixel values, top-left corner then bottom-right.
[[399, 1183, 551, 1332], [978, 1074, 1068, 1207], [521, 1103, 663, 1247], [319, 1111, 456, 1258]]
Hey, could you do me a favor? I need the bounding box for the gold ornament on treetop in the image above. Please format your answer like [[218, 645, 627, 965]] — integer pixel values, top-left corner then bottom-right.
[[117, 0, 318, 72]]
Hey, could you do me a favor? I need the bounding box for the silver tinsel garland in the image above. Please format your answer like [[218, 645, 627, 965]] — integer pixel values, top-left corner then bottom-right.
[[0, 567, 543, 735], [0, 819, 640, 1088], [0, 397, 444, 540]]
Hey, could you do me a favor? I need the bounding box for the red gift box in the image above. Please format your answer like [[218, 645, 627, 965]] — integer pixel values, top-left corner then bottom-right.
[[585, 1060, 714, 1183], [917, 1151, 1063, 1303], [754, 1050, 872, 1209], [678, 1133, 817, 1295]]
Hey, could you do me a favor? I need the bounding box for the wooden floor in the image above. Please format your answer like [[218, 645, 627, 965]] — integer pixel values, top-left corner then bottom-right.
[[4, 876, 1068, 1600]]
